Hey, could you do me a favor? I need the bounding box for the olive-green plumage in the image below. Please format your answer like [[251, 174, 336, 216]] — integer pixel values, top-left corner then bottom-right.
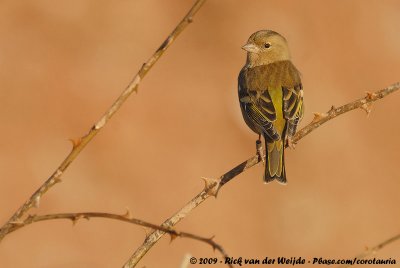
[[238, 30, 304, 184]]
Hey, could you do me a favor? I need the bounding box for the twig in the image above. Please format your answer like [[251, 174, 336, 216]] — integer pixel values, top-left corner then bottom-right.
[[5, 211, 232, 268], [291, 83, 400, 144], [337, 233, 400, 268], [124, 82, 400, 267], [0, 0, 207, 241]]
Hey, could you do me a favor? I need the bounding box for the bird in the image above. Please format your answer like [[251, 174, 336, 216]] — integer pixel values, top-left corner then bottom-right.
[[238, 30, 304, 184]]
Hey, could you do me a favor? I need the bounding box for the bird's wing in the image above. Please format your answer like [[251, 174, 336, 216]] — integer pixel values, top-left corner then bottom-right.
[[239, 70, 280, 141], [283, 84, 304, 137]]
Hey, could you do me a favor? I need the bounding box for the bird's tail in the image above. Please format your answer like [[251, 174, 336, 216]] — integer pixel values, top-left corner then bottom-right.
[[264, 138, 287, 184]]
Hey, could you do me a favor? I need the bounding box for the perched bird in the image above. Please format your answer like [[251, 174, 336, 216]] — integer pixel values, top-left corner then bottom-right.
[[238, 30, 304, 184]]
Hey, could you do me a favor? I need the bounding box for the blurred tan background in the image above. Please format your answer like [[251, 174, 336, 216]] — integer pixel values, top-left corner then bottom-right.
[[1, 0, 399, 267]]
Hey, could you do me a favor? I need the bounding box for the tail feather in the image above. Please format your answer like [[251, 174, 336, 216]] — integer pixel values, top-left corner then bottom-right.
[[264, 138, 287, 184]]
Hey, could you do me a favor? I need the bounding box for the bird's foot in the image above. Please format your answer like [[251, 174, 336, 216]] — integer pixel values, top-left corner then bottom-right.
[[256, 140, 265, 164], [285, 137, 296, 149]]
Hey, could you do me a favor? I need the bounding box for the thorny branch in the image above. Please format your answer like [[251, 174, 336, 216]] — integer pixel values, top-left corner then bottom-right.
[[1, 0, 398, 266], [125, 82, 400, 267], [0, 0, 207, 241], [337, 233, 400, 268], [4, 211, 232, 268]]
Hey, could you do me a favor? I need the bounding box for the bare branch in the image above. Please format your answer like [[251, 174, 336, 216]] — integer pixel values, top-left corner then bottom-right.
[[292, 82, 400, 144], [5, 211, 232, 268], [0, 0, 207, 241], [337, 233, 400, 268], [125, 82, 400, 267]]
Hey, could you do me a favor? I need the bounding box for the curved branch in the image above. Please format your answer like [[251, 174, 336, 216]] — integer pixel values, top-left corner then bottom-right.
[[5, 211, 232, 267], [125, 82, 400, 267], [337, 233, 400, 268], [0, 0, 207, 241]]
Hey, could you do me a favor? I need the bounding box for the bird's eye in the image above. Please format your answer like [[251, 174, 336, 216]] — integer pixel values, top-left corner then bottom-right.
[[264, 43, 271, 48]]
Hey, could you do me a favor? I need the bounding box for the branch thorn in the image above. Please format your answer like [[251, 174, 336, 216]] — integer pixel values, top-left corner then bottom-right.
[[360, 102, 372, 116], [209, 235, 216, 251], [53, 169, 63, 184], [132, 74, 141, 93], [311, 112, 328, 124], [122, 207, 133, 220], [169, 232, 178, 243], [142, 227, 152, 239], [366, 91, 377, 100], [68, 137, 82, 149], [328, 105, 336, 115], [71, 214, 89, 226], [201, 177, 220, 198]]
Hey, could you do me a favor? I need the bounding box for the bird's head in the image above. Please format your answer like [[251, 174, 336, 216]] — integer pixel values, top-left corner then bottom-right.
[[242, 30, 290, 67]]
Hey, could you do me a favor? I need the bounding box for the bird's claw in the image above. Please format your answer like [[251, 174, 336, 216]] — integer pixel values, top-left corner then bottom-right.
[[285, 137, 296, 149], [256, 140, 265, 164]]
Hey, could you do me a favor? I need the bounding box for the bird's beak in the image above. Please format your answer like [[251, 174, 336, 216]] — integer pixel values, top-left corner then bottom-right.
[[241, 43, 260, 53]]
